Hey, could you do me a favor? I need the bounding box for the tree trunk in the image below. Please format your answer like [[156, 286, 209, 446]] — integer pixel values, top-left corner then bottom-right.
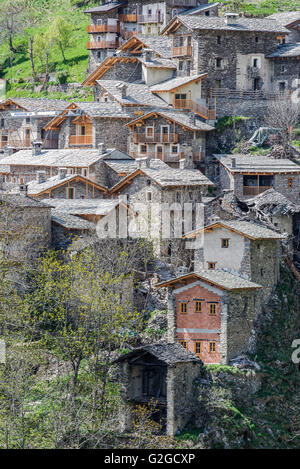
[[29, 37, 37, 81]]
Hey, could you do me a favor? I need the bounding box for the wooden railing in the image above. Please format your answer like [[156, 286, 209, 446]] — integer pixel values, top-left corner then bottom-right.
[[69, 135, 93, 145], [87, 24, 120, 34], [172, 46, 192, 57], [174, 99, 216, 120], [138, 151, 180, 162], [243, 186, 272, 196], [137, 13, 164, 23], [133, 133, 178, 144], [209, 88, 293, 101], [119, 14, 137, 22], [87, 40, 119, 49]]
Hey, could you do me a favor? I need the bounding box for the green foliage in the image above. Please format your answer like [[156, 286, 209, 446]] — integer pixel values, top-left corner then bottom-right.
[[215, 115, 248, 130]]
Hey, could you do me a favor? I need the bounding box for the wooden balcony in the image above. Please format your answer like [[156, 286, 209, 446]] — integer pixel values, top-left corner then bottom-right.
[[69, 135, 93, 146], [87, 40, 119, 50], [133, 133, 178, 144], [87, 24, 120, 34], [119, 13, 137, 22], [174, 99, 216, 120], [137, 13, 164, 24], [172, 46, 192, 57], [138, 151, 180, 162], [243, 186, 272, 196]]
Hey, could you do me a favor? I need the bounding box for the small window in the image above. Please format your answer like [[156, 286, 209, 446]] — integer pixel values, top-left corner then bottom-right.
[[221, 238, 229, 248], [195, 341, 202, 356], [205, 11, 210, 16], [147, 179, 151, 186], [255, 36, 259, 43], [179, 340, 187, 350], [68, 187, 75, 199], [288, 178, 293, 189], [147, 192, 152, 201], [194, 301, 202, 313], [207, 262, 216, 270], [261, 268, 264, 277], [26, 117, 30, 124], [140, 144, 147, 154], [253, 58, 258, 67], [209, 303, 217, 315], [179, 61, 184, 70], [209, 341, 216, 353], [216, 58, 222, 68], [171, 145, 178, 154], [179, 302, 188, 313], [146, 127, 153, 137], [217, 36, 221, 44]]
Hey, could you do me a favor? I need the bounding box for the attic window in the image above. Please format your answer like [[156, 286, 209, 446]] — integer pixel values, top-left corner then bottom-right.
[[207, 262, 216, 270], [221, 238, 229, 248], [179, 302, 188, 314], [216, 58, 222, 69]]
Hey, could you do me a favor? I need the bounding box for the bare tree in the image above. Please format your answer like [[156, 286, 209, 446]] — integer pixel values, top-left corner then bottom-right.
[[264, 99, 300, 149]]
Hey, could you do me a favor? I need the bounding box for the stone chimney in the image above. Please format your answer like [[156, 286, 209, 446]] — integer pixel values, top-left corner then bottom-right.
[[58, 167, 67, 180], [19, 183, 28, 197], [119, 83, 128, 98], [224, 13, 239, 25], [98, 142, 107, 155], [136, 157, 150, 169], [32, 140, 43, 156], [143, 48, 154, 62], [3, 145, 14, 156], [231, 157, 236, 168], [188, 112, 196, 126], [36, 170, 46, 184], [179, 159, 188, 169]]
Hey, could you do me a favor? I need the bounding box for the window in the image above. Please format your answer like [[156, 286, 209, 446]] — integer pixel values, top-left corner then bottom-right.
[[147, 179, 151, 186], [209, 303, 217, 315], [194, 301, 203, 313], [179, 61, 184, 71], [171, 145, 178, 154], [217, 35, 221, 44], [288, 177, 293, 189], [179, 302, 188, 313], [179, 340, 187, 350], [179, 36, 184, 47], [261, 268, 264, 277], [221, 238, 229, 248], [67, 187, 75, 199], [147, 191, 152, 201], [82, 168, 88, 177], [146, 127, 154, 137], [279, 81, 286, 92], [255, 36, 259, 43], [253, 58, 258, 67], [205, 11, 210, 16], [140, 144, 147, 154], [207, 262, 216, 270], [26, 117, 30, 124], [279, 65, 286, 73], [216, 58, 222, 68], [209, 341, 216, 353], [187, 36, 192, 46], [195, 341, 202, 356]]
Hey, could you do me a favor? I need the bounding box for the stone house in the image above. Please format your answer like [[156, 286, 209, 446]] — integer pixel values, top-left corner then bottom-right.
[[126, 109, 213, 167], [183, 218, 284, 301], [155, 271, 262, 364], [115, 342, 204, 435], [44, 102, 132, 152], [215, 154, 300, 204], [266, 43, 300, 93], [267, 11, 300, 43], [0, 193, 52, 262], [0, 98, 69, 151], [161, 14, 289, 95]]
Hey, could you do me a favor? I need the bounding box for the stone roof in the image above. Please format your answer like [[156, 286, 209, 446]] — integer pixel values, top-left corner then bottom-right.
[[246, 188, 300, 215], [121, 35, 173, 58], [3, 98, 69, 112], [166, 15, 289, 34], [51, 211, 95, 230], [139, 56, 177, 69], [96, 80, 170, 108], [215, 154, 300, 173], [181, 3, 220, 15], [0, 148, 115, 169], [27, 174, 107, 195], [42, 198, 123, 216], [115, 342, 202, 365], [104, 159, 143, 174], [73, 102, 131, 118], [151, 74, 207, 92], [0, 193, 51, 208], [156, 270, 262, 291], [267, 11, 300, 27], [84, 2, 126, 14], [185, 218, 285, 239], [128, 109, 214, 131], [266, 42, 300, 58]]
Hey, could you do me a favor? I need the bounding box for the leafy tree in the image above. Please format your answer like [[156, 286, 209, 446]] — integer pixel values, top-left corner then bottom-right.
[[50, 17, 73, 63]]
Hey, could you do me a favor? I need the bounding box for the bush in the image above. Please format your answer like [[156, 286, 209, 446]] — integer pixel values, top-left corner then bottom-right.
[[56, 70, 69, 84]]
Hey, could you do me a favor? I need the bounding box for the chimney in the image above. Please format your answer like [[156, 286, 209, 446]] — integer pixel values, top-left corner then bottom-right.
[[3, 145, 14, 156], [58, 167, 67, 180], [19, 183, 28, 197], [179, 159, 187, 169], [188, 112, 196, 126], [36, 170, 46, 184], [136, 157, 150, 169], [119, 83, 128, 98], [231, 157, 236, 168], [98, 142, 107, 155], [32, 140, 43, 156], [224, 13, 239, 25], [143, 48, 154, 62]]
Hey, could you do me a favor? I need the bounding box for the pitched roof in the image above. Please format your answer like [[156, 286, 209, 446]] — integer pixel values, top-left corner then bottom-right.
[[162, 15, 289, 34], [215, 154, 300, 173], [117, 35, 173, 58], [127, 109, 214, 131], [266, 42, 300, 58], [115, 342, 202, 365], [246, 188, 300, 215], [96, 80, 170, 107], [51, 211, 94, 230], [139, 56, 177, 69], [181, 2, 220, 15], [155, 270, 262, 291], [0, 98, 69, 112], [184, 219, 285, 240], [27, 174, 107, 196], [267, 11, 300, 27], [84, 2, 126, 14], [0, 193, 51, 208], [150, 74, 207, 92], [110, 159, 213, 192], [42, 198, 126, 216]]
